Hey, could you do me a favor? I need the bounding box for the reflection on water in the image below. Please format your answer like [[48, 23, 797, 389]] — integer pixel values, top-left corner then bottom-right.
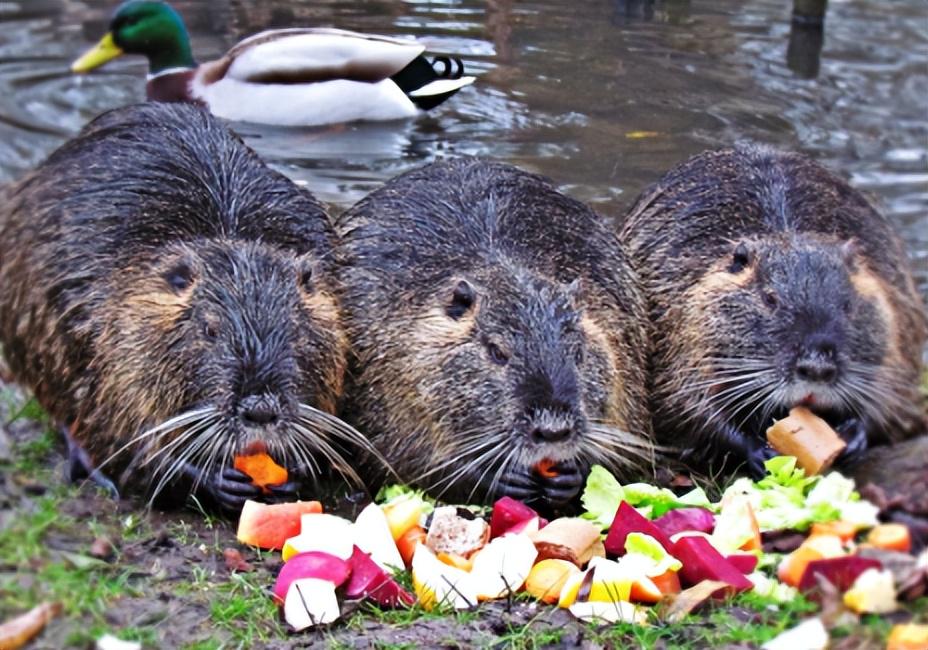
[[0, 0, 925, 296]]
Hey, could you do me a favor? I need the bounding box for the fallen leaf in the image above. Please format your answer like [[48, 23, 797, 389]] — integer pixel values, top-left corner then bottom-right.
[[90, 536, 116, 561], [660, 580, 728, 622], [0, 602, 61, 650], [223, 548, 252, 573]]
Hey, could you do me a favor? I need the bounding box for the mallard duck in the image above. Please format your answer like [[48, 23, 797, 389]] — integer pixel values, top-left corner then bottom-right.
[[71, 1, 475, 126]]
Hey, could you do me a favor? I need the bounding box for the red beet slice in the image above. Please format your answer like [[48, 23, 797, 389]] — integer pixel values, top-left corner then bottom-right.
[[798, 556, 883, 596], [726, 553, 759, 575], [345, 546, 415, 608], [672, 536, 753, 595], [272, 551, 350, 603], [604, 501, 674, 556], [654, 507, 716, 538], [490, 496, 541, 539]]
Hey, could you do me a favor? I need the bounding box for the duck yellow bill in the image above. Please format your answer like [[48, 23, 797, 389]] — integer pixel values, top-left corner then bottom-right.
[[71, 33, 124, 73]]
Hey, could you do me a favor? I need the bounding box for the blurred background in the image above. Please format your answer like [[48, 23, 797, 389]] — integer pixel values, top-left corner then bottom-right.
[[0, 0, 925, 297]]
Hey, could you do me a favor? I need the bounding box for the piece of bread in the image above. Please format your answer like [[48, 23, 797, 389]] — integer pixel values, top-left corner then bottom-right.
[[529, 517, 601, 566], [766, 407, 847, 475]]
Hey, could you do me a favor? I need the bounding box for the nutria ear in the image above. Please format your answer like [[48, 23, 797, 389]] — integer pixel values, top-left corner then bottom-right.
[[163, 260, 195, 293], [728, 242, 753, 274], [840, 239, 858, 269], [446, 279, 476, 319], [297, 262, 314, 293]]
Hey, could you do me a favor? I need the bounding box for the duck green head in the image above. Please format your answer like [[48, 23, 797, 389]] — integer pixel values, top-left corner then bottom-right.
[[72, 1, 196, 75]]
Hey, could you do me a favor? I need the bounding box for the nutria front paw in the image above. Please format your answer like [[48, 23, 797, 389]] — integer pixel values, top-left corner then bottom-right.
[[183, 464, 262, 513], [745, 439, 778, 479], [494, 468, 538, 502], [835, 418, 869, 467], [536, 462, 584, 506]]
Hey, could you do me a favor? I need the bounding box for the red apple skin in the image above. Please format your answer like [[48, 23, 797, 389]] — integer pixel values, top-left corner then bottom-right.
[[654, 508, 715, 538], [797, 556, 883, 596], [604, 501, 675, 556], [345, 546, 415, 608], [726, 554, 759, 575], [490, 497, 540, 539], [272, 552, 350, 603], [236, 500, 322, 550], [672, 536, 753, 595]]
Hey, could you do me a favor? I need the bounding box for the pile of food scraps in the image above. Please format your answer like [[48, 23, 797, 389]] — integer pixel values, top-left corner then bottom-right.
[[232, 444, 926, 648]]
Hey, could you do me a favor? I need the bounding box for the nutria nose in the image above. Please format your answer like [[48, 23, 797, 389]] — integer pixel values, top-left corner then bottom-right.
[[531, 424, 572, 443], [795, 356, 837, 383], [796, 336, 838, 383], [239, 394, 280, 427]]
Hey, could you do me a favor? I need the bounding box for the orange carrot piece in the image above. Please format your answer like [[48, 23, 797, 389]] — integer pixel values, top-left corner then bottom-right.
[[866, 524, 911, 553], [234, 449, 288, 493], [810, 520, 860, 543], [535, 458, 559, 479]]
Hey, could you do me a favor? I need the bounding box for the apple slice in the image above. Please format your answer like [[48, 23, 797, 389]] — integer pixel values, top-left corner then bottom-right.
[[568, 600, 646, 624], [797, 556, 882, 596], [383, 497, 425, 541], [712, 495, 761, 553], [843, 568, 898, 613], [490, 497, 540, 539], [272, 551, 350, 603], [396, 525, 426, 568], [672, 536, 753, 595], [282, 513, 354, 561], [345, 546, 415, 608], [525, 559, 580, 604], [236, 499, 322, 550], [470, 533, 537, 600], [653, 507, 715, 538], [411, 544, 478, 610], [604, 501, 673, 556], [353, 503, 404, 572], [283, 578, 340, 630], [777, 534, 845, 587]]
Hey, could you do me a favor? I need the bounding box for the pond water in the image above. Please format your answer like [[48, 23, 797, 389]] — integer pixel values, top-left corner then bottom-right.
[[0, 0, 925, 296]]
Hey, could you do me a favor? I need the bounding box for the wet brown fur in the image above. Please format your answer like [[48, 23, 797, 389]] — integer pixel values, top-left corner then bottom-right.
[[621, 147, 927, 471]]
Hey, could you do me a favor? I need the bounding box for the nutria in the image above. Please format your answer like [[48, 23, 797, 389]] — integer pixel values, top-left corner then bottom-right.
[[337, 157, 652, 509], [621, 146, 927, 478], [0, 102, 372, 511]]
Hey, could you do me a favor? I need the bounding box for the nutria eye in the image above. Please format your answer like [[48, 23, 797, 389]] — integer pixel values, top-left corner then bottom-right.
[[299, 268, 314, 293], [202, 320, 218, 340], [762, 291, 778, 309], [164, 263, 193, 293], [486, 342, 510, 366], [446, 280, 476, 320], [729, 243, 752, 274]]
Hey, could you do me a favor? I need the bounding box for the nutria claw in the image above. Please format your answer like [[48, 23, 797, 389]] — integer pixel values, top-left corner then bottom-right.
[[62, 425, 120, 499], [835, 418, 869, 467], [181, 464, 262, 513], [494, 468, 538, 502], [745, 437, 779, 480], [537, 463, 584, 506]]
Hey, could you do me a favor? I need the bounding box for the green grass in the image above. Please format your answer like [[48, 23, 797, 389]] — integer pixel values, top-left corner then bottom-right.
[[208, 571, 283, 646]]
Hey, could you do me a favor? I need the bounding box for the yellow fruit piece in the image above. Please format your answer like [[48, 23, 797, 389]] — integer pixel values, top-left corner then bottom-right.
[[842, 568, 897, 614], [886, 623, 928, 650], [383, 498, 424, 540], [525, 559, 580, 604]]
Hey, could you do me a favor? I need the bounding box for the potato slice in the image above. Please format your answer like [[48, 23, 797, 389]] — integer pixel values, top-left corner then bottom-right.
[[766, 407, 846, 475]]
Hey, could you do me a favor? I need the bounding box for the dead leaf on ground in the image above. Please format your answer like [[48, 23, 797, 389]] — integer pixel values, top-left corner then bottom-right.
[[660, 580, 729, 623], [0, 602, 62, 650], [223, 547, 253, 573]]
